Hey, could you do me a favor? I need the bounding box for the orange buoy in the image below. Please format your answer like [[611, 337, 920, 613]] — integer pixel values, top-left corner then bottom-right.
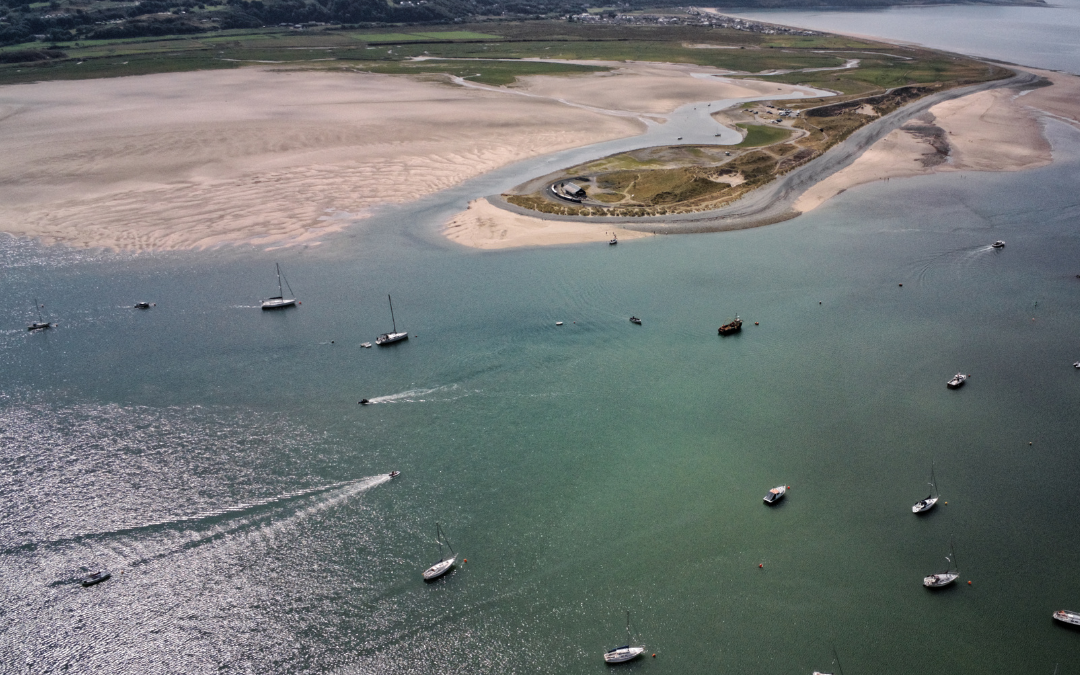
[[652, 654, 656, 658], [944, 502, 948, 505], [787, 486, 791, 489], [968, 581, 972, 585], [755, 322, 759, 325], [463, 559, 467, 563], [759, 563, 763, 568]]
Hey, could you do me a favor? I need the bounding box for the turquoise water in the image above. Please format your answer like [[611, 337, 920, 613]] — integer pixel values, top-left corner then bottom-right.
[[3, 20, 1080, 675]]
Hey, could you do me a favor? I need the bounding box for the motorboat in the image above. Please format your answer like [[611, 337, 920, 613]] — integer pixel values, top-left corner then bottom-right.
[[629, 317, 641, 325], [924, 543, 959, 588], [134, 301, 151, 309], [360, 342, 372, 348], [359, 399, 370, 405], [376, 295, 409, 346], [27, 298, 51, 331], [603, 611, 645, 664], [422, 523, 456, 581], [82, 570, 111, 587], [261, 263, 297, 310], [1053, 609, 1080, 626], [1073, 362, 1080, 369], [609, 234, 618, 245], [912, 462, 940, 514], [764, 485, 787, 505], [389, 471, 400, 478], [991, 241, 1005, 248], [718, 315, 742, 336], [947, 373, 968, 389]]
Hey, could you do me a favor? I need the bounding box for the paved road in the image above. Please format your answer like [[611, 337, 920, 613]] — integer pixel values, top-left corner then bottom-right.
[[490, 69, 1041, 233]]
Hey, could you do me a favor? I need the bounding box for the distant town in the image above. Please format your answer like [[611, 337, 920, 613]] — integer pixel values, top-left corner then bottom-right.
[[568, 8, 820, 36]]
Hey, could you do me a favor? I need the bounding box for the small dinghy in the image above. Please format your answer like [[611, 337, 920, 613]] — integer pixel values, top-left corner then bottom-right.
[[82, 570, 111, 587], [947, 373, 968, 389], [388, 471, 400, 478], [912, 462, 940, 514], [629, 317, 641, 325], [603, 611, 645, 664], [609, 233, 618, 245], [924, 543, 959, 588], [422, 523, 457, 581], [763, 485, 787, 505], [991, 241, 1005, 248], [361, 342, 372, 348], [1053, 609, 1080, 626]]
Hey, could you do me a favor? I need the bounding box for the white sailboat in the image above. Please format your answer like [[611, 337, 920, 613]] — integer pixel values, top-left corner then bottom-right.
[[27, 298, 51, 331], [422, 523, 456, 581], [376, 295, 408, 345], [261, 263, 297, 310], [912, 462, 940, 514], [603, 611, 645, 664], [923, 542, 960, 588]]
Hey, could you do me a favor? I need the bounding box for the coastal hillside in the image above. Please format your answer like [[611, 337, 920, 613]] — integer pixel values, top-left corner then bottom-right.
[[0, 0, 1044, 48]]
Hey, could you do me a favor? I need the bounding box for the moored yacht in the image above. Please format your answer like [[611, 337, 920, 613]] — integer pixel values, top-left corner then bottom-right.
[[81, 570, 111, 587], [261, 263, 297, 310], [603, 611, 645, 664], [27, 298, 52, 331], [924, 543, 960, 588], [718, 314, 742, 336], [912, 462, 940, 514], [947, 373, 968, 389], [376, 295, 409, 346], [422, 523, 456, 581], [764, 485, 787, 505]]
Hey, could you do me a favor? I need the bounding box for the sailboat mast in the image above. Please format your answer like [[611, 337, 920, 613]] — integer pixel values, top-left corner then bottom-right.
[[833, 647, 845, 675], [388, 295, 397, 333], [33, 298, 43, 323], [276, 263, 284, 298]]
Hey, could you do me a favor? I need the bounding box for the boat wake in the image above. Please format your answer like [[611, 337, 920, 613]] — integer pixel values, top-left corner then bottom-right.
[[911, 243, 1006, 285], [3, 475, 391, 563], [364, 384, 473, 404]]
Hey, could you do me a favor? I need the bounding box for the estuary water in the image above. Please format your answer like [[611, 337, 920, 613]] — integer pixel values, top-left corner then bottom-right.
[[3, 10, 1080, 675]]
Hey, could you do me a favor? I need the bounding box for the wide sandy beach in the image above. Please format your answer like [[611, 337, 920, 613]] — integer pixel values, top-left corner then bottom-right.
[[0, 62, 810, 251]]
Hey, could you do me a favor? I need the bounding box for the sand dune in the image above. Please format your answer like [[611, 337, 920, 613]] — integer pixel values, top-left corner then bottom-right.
[[794, 69, 1067, 213], [0, 62, 811, 252]]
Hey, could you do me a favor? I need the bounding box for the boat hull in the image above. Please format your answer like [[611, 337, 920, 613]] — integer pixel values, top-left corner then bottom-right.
[[261, 297, 296, 310], [1053, 610, 1080, 626], [764, 486, 786, 504], [604, 646, 644, 663], [81, 571, 111, 587], [27, 323, 50, 331], [923, 573, 959, 588], [423, 557, 455, 581], [912, 497, 939, 513], [376, 332, 409, 345]]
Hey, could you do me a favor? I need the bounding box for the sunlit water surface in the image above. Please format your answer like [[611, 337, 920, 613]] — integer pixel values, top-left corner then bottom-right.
[[3, 11, 1080, 674]]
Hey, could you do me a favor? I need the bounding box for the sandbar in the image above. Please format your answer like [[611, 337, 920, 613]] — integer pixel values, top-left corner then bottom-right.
[[0, 61, 812, 252]]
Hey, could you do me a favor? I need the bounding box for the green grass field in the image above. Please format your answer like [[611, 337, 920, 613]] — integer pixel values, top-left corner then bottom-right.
[[0, 20, 1007, 90], [736, 123, 793, 147]]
